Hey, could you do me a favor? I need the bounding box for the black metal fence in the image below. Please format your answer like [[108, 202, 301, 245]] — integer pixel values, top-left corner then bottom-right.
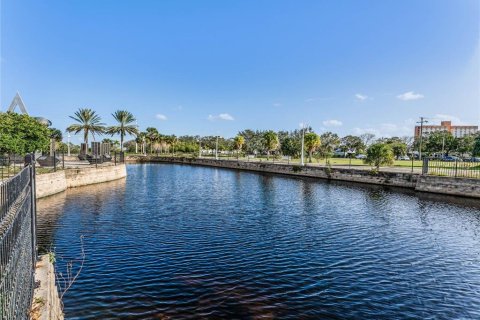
[[0, 156, 36, 320], [424, 158, 480, 179]]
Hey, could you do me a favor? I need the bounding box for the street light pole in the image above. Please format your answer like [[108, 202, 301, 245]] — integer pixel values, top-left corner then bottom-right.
[[198, 139, 202, 158], [417, 117, 428, 160], [215, 136, 219, 160], [67, 133, 71, 157], [300, 123, 306, 166]]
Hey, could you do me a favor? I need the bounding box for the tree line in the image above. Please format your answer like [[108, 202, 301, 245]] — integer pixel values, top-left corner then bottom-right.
[[1, 108, 479, 167]]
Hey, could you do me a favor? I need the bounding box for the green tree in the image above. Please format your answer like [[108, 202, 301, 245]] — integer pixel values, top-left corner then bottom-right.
[[365, 143, 395, 170], [105, 110, 138, 152], [263, 130, 279, 159], [390, 142, 407, 159], [456, 135, 475, 155], [304, 132, 321, 163], [424, 131, 456, 155], [233, 135, 245, 159], [473, 134, 480, 156], [0, 112, 51, 154], [319, 132, 340, 158], [340, 135, 365, 155], [66, 108, 105, 145]]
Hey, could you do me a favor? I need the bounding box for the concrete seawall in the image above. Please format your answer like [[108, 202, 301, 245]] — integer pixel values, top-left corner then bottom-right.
[[31, 255, 64, 320], [127, 157, 480, 199], [36, 164, 127, 198]]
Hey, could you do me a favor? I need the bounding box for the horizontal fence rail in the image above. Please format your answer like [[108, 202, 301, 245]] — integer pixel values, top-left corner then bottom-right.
[[424, 158, 480, 179], [0, 160, 36, 320]]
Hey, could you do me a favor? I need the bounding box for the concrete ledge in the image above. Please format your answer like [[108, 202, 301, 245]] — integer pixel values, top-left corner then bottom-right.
[[31, 255, 63, 320], [36, 164, 127, 199]]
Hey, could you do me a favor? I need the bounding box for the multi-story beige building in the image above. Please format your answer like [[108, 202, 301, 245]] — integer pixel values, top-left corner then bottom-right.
[[414, 121, 478, 138]]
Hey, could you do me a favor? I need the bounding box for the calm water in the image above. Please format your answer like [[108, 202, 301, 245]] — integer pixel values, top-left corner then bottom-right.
[[37, 164, 480, 319]]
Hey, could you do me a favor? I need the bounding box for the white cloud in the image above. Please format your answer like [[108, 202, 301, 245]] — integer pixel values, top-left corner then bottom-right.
[[432, 114, 465, 125], [355, 93, 368, 101], [155, 114, 167, 120], [207, 113, 234, 121], [273, 103, 282, 107], [322, 119, 343, 127], [352, 121, 413, 138], [397, 91, 424, 101]]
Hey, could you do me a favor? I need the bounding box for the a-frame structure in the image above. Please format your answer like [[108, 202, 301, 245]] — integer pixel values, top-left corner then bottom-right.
[[7, 92, 29, 114]]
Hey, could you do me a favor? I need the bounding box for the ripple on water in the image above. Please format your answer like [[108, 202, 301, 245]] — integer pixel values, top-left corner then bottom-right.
[[37, 164, 480, 319]]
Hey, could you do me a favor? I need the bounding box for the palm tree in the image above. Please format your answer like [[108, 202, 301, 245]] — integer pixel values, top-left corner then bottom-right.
[[263, 130, 279, 160], [66, 108, 105, 146], [105, 110, 139, 152], [146, 127, 160, 153], [233, 135, 245, 159], [304, 132, 321, 163]]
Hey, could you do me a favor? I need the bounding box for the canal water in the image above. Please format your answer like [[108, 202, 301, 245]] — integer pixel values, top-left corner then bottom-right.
[[37, 164, 480, 319]]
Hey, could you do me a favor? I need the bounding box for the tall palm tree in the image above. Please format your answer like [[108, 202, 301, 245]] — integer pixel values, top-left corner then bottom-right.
[[304, 132, 321, 163], [263, 130, 279, 160], [66, 108, 105, 146], [145, 127, 159, 153], [234, 135, 245, 159], [106, 110, 139, 152]]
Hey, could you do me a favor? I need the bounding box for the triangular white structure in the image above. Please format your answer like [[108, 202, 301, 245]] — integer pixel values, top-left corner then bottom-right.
[[7, 92, 29, 114]]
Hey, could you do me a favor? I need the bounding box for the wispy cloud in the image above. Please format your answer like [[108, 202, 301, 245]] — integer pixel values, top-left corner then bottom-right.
[[155, 114, 167, 120], [397, 91, 424, 101], [355, 93, 368, 101], [207, 113, 234, 121], [432, 114, 465, 125], [273, 103, 282, 107], [322, 119, 343, 127], [352, 120, 413, 137]]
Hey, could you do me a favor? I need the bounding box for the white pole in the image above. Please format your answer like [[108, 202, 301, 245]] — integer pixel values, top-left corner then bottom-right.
[[300, 123, 305, 166], [67, 133, 71, 156], [215, 136, 219, 160]]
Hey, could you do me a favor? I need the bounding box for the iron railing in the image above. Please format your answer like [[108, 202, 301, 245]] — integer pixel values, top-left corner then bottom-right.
[[0, 156, 36, 320], [423, 158, 480, 179]]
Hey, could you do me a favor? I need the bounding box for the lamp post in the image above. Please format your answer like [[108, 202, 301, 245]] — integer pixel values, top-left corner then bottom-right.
[[67, 133, 71, 157], [417, 117, 428, 160], [135, 121, 138, 154], [215, 136, 219, 160], [198, 139, 202, 158], [300, 123, 306, 166], [142, 137, 146, 155]]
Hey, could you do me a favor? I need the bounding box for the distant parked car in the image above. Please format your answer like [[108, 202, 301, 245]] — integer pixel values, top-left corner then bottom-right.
[[355, 154, 367, 159], [464, 157, 480, 163], [398, 156, 410, 160], [441, 156, 462, 162]]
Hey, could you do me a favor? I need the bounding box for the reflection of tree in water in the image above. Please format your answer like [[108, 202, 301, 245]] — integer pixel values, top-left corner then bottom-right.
[[36, 178, 127, 253], [172, 274, 286, 319], [37, 191, 67, 253]]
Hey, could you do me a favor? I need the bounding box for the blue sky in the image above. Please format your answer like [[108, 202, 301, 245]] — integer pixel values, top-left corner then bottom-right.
[[1, 0, 479, 143]]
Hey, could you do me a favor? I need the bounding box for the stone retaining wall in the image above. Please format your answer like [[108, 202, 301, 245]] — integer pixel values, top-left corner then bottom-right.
[[36, 164, 127, 199], [127, 156, 479, 199]]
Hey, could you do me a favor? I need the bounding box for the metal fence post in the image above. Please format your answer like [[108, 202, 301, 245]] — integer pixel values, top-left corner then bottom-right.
[[422, 158, 429, 175], [25, 153, 37, 264], [53, 151, 57, 172], [455, 160, 458, 178]]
